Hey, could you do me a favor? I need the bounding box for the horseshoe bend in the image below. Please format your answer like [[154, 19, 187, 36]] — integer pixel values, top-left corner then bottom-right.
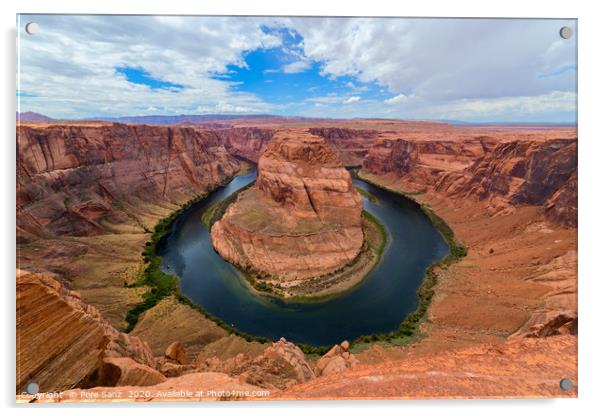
[[16, 117, 578, 400]]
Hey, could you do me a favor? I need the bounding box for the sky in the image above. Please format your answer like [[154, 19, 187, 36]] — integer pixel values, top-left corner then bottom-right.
[[17, 15, 577, 122]]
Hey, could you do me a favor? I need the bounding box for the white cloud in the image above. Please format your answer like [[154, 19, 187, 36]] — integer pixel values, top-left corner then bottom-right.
[[282, 60, 311, 74], [420, 91, 576, 119], [288, 17, 577, 103], [384, 93, 408, 105], [196, 101, 254, 114], [17, 15, 577, 122], [344, 96, 361, 104], [17, 15, 282, 118]]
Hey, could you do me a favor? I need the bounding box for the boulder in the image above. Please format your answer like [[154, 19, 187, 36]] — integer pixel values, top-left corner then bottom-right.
[[315, 342, 359, 377], [239, 338, 315, 390], [99, 357, 166, 387], [165, 341, 188, 365]]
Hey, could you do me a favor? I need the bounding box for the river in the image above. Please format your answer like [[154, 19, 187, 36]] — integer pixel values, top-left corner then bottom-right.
[[157, 168, 449, 346]]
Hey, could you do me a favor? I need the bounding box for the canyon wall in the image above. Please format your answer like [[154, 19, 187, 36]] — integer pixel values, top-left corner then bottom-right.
[[16, 121, 579, 400], [308, 127, 379, 166], [256, 130, 363, 224], [213, 126, 378, 166], [213, 127, 275, 162], [358, 131, 577, 380], [17, 124, 240, 239], [362, 136, 577, 227]]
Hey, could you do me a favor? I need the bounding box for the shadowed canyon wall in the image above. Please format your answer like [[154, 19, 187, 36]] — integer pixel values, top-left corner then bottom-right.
[[212, 126, 378, 166], [17, 124, 240, 239], [362, 136, 577, 227]]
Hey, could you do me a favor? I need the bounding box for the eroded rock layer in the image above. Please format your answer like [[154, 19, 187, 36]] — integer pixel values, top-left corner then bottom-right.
[[211, 129, 364, 281], [15, 120, 579, 401], [16, 269, 157, 393], [277, 335, 577, 399], [308, 127, 379, 166], [212, 126, 379, 166], [362, 136, 577, 227], [213, 127, 275, 162], [17, 124, 240, 239]]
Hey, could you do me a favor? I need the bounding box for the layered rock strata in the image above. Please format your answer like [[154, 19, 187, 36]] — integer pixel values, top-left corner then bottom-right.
[[211, 130, 364, 282], [16, 269, 157, 393], [308, 127, 379, 166], [213, 126, 380, 167], [362, 136, 577, 227], [357, 132, 577, 386], [17, 123, 240, 239], [213, 127, 275, 162]]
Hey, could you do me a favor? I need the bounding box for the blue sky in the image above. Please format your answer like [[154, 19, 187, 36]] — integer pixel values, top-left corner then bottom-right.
[[17, 16, 577, 122], [115, 67, 185, 91]]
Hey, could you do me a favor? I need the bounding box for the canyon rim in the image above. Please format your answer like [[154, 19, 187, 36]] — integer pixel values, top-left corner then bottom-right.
[[16, 14, 577, 402]]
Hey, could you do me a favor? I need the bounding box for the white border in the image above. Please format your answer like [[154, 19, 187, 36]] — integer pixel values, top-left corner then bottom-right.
[[2, 1, 601, 415]]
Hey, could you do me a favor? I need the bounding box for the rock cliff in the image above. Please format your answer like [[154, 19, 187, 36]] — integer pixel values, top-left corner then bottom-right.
[[213, 127, 275, 162], [16, 269, 157, 393], [15, 121, 579, 401], [212, 126, 379, 166], [362, 136, 577, 227], [308, 127, 379, 166], [17, 124, 240, 238], [211, 129, 364, 284]]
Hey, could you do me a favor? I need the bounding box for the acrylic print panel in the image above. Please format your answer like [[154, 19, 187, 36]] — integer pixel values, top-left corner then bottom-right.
[[16, 14, 577, 402]]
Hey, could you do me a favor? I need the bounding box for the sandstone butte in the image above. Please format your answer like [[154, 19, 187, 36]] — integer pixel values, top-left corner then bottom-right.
[[16, 120, 578, 401], [210, 129, 365, 284]]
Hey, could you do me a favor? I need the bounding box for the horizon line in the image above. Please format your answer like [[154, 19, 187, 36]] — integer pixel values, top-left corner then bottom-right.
[[16, 111, 578, 126]]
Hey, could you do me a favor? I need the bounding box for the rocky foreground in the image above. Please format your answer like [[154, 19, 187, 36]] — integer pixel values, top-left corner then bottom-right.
[[211, 129, 365, 285], [17, 269, 575, 402], [16, 120, 578, 400], [17, 269, 360, 401]]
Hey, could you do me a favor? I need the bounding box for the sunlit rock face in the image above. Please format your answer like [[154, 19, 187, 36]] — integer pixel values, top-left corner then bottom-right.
[[211, 129, 364, 281]]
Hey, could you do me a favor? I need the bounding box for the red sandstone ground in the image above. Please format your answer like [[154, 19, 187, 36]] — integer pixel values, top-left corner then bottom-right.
[[16, 119, 577, 401]]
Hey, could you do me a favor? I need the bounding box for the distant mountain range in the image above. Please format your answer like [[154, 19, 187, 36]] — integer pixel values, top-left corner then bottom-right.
[[16, 112, 318, 125], [16, 111, 577, 127], [17, 111, 55, 122]]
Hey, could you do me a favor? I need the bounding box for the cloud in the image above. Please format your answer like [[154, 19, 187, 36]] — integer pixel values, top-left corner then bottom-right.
[[384, 93, 408, 105], [196, 101, 254, 113], [17, 15, 282, 118], [288, 17, 577, 102], [17, 15, 577, 122], [425, 91, 576, 119], [282, 60, 311, 74]]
